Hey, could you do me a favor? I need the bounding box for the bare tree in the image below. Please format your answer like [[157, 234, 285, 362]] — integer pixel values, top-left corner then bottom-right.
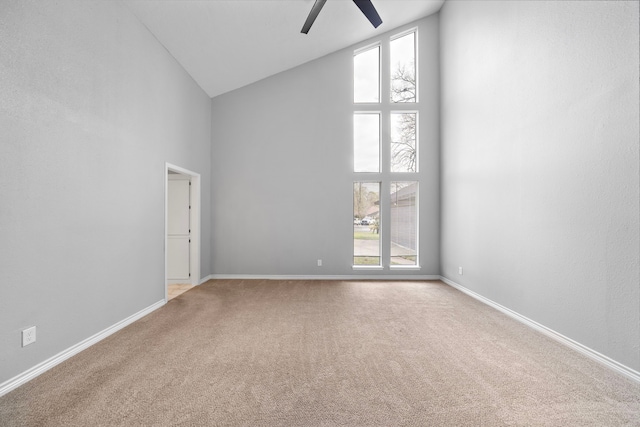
[[390, 62, 417, 172], [391, 63, 416, 103], [391, 113, 416, 172], [353, 183, 379, 220]]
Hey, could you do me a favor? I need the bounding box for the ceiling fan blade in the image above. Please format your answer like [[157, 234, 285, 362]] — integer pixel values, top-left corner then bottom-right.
[[301, 0, 328, 34], [353, 0, 382, 28]]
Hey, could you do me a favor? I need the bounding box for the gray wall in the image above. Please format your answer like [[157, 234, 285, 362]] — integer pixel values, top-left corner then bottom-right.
[[440, 1, 639, 371], [211, 15, 440, 277], [0, 1, 211, 384]]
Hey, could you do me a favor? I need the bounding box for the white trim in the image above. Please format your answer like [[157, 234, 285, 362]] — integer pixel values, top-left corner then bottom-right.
[[165, 163, 201, 302], [207, 274, 440, 281], [440, 276, 640, 384], [0, 300, 165, 398], [353, 42, 382, 105], [353, 114, 382, 173], [389, 27, 418, 103], [390, 26, 418, 42], [200, 274, 213, 284], [354, 40, 381, 56]]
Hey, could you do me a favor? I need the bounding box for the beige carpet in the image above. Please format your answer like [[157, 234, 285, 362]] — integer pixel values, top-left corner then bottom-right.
[[1, 279, 639, 426]]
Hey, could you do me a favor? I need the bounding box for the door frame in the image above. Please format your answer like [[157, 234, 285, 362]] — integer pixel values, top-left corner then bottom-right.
[[165, 163, 201, 302]]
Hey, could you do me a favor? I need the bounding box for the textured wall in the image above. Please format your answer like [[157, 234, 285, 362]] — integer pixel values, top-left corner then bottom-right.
[[440, 1, 639, 370], [0, 1, 211, 384], [211, 15, 440, 277]]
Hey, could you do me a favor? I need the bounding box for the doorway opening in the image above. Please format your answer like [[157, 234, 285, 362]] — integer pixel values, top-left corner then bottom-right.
[[165, 163, 201, 302]]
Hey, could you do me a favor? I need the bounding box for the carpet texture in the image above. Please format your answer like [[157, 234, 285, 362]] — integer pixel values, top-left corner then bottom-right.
[[1, 279, 639, 426]]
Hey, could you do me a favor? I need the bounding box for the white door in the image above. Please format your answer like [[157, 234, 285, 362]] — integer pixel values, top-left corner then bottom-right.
[[167, 177, 190, 282]]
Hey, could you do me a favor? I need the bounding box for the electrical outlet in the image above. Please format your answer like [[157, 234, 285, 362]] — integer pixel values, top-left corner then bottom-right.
[[458, 267, 463, 275], [317, 259, 322, 267], [22, 326, 36, 347]]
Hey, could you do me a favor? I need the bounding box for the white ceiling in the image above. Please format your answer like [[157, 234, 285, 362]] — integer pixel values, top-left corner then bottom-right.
[[126, 0, 445, 98]]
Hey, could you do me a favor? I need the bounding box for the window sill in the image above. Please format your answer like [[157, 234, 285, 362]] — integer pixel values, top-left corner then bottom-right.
[[389, 265, 421, 270], [352, 265, 384, 270]]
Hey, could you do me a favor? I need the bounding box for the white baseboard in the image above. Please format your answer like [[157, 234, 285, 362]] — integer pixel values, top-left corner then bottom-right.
[[11, 276, 632, 399], [440, 276, 640, 384], [200, 274, 214, 284], [0, 299, 165, 398], [206, 274, 441, 281]]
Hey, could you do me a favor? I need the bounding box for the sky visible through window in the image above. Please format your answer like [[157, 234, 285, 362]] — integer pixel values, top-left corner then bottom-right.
[[354, 46, 379, 103], [390, 32, 416, 103], [354, 33, 415, 104], [354, 113, 380, 172], [353, 30, 419, 268], [390, 112, 417, 172]]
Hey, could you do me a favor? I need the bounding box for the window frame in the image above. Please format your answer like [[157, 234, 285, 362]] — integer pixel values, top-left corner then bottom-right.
[[351, 28, 422, 270], [389, 181, 420, 269], [353, 181, 383, 269], [389, 28, 418, 104], [353, 42, 382, 104], [353, 111, 382, 173], [390, 110, 419, 173]]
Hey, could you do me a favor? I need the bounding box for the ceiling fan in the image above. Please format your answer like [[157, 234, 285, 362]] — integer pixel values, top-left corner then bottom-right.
[[301, 0, 383, 34]]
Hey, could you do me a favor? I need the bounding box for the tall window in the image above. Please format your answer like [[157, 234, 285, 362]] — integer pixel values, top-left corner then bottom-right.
[[390, 31, 416, 103], [353, 29, 419, 269], [354, 113, 380, 173], [390, 182, 418, 266], [354, 45, 380, 103], [353, 182, 381, 266], [390, 112, 417, 173]]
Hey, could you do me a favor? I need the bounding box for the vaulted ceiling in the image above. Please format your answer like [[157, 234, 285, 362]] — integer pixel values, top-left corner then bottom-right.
[[126, 0, 445, 98]]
